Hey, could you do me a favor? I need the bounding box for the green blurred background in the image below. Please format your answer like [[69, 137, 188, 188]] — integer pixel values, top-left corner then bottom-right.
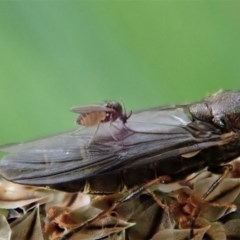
[[0, 1, 240, 144]]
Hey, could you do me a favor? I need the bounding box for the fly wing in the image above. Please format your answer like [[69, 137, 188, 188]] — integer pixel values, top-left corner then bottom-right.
[[71, 105, 113, 114], [0, 106, 225, 188]]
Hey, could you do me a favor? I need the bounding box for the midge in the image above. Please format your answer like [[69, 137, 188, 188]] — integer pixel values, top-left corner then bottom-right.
[[1, 90, 240, 195], [71, 101, 132, 126]]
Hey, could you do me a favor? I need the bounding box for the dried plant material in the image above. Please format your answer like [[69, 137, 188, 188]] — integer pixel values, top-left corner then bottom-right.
[[67, 216, 134, 240], [1, 168, 240, 240], [152, 225, 210, 240], [104, 231, 126, 240], [193, 177, 240, 221], [189, 217, 227, 240], [128, 205, 162, 240], [45, 192, 90, 210], [133, 172, 240, 240], [45, 199, 134, 240], [0, 215, 11, 240], [41, 172, 240, 240], [230, 158, 240, 178], [44, 197, 92, 240], [0, 178, 53, 209], [91, 193, 137, 221], [224, 219, 240, 239], [0, 209, 8, 218], [45, 206, 80, 238], [194, 176, 240, 202], [10, 206, 44, 240]]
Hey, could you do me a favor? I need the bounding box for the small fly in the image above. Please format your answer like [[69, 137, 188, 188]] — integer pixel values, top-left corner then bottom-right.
[[71, 101, 131, 126], [71, 101, 132, 142]]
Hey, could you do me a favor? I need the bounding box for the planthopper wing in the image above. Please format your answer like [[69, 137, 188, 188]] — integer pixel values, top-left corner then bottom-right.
[[0, 105, 230, 191]]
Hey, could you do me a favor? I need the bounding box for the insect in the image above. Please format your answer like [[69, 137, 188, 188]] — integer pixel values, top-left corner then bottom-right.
[[1, 90, 240, 239], [71, 101, 131, 126], [71, 101, 132, 143], [0, 90, 240, 193]]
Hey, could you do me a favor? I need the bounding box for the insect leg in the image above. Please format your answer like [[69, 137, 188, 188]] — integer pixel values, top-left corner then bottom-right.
[[202, 164, 232, 200], [87, 123, 101, 145], [113, 175, 170, 203], [145, 188, 168, 209], [108, 120, 131, 141], [108, 121, 120, 141]]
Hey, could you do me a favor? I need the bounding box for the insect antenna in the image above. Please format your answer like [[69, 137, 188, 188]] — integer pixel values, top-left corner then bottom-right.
[[120, 99, 132, 123]]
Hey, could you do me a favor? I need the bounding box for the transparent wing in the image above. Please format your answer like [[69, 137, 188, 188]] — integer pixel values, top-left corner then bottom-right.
[[0, 106, 226, 189]]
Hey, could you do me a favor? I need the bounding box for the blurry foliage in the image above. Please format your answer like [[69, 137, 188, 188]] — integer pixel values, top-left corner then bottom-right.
[[0, 2, 240, 143]]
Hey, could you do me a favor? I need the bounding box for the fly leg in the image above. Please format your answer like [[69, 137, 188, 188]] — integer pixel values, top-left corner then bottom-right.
[[108, 121, 120, 141], [71, 123, 101, 145], [108, 120, 133, 142], [87, 123, 101, 145]]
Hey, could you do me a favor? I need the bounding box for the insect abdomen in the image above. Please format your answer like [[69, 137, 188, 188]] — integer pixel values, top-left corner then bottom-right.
[[77, 112, 107, 126], [48, 156, 205, 193]]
